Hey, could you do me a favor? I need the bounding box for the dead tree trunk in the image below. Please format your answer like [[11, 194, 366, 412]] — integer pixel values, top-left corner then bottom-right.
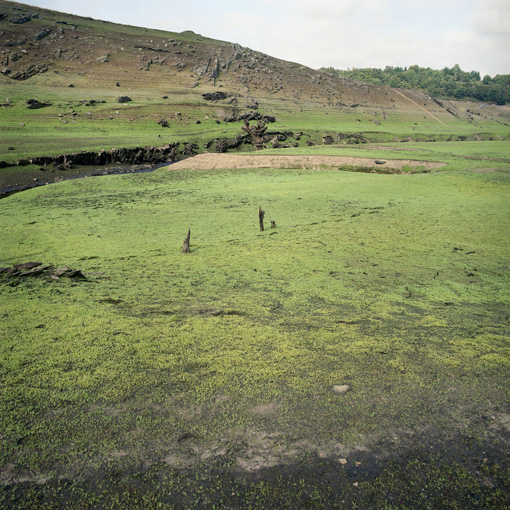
[[259, 206, 265, 231], [182, 228, 191, 253], [242, 119, 267, 151]]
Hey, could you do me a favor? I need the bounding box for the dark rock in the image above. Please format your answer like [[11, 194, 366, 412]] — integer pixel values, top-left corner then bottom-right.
[[202, 91, 229, 101], [34, 28, 51, 41], [375, 160, 386, 165], [26, 99, 51, 109], [323, 135, 335, 145], [10, 15, 33, 24], [11, 64, 48, 80], [117, 96, 132, 103], [5, 39, 27, 47], [157, 119, 169, 127]]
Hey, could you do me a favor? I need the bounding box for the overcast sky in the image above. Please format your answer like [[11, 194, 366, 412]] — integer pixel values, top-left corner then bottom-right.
[[21, 0, 510, 77]]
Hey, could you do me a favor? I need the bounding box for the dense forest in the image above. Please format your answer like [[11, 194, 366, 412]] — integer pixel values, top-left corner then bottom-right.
[[321, 64, 510, 105]]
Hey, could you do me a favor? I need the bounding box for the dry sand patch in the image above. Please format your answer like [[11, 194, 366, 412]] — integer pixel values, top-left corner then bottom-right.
[[168, 153, 445, 172]]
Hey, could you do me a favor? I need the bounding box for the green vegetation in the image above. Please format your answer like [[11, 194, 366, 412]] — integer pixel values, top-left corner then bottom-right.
[[1, 153, 509, 507], [322, 64, 510, 104], [1, 1, 509, 507]]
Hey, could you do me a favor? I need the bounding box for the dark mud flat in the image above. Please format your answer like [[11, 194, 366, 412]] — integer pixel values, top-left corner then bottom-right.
[[0, 162, 171, 199], [2, 433, 508, 509]]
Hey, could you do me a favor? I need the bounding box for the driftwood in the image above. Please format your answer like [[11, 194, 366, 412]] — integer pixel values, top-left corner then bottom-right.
[[259, 206, 266, 231], [242, 119, 267, 150], [182, 228, 191, 253]]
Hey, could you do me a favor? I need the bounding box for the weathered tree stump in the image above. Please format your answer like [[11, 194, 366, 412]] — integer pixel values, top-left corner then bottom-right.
[[270, 220, 276, 229], [242, 119, 267, 150], [182, 228, 191, 253], [259, 206, 265, 231]]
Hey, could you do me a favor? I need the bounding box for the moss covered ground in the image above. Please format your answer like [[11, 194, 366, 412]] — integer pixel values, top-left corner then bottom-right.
[[1, 160, 509, 508]]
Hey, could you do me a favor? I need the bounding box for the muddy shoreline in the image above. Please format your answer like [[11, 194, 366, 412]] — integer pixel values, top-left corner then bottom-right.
[[0, 162, 173, 199]]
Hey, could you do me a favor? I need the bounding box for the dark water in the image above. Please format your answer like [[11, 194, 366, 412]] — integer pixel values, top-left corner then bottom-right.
[[0, 162, 173, 199]]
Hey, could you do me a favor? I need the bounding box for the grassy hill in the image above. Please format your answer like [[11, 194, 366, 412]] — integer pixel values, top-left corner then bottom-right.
[[1, 0, 509, 171]]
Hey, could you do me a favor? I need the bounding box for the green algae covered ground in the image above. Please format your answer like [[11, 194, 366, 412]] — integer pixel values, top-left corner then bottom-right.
[[1, 161, 509, 508]]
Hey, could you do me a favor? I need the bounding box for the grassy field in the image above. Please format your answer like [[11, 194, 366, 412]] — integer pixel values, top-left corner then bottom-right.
[[1, 154, 509, 507]]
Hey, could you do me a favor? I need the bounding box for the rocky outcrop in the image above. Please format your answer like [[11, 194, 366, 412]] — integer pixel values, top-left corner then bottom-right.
[[0, 262, 87, 280], [10, 14, 35, 24], [9, 64, 48, 80]]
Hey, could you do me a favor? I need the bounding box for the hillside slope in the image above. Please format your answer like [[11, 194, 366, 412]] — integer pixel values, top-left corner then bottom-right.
[[1, 0, 509, 166]]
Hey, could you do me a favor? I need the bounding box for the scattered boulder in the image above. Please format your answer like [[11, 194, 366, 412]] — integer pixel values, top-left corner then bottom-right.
[[202, 91, 229, 101], [10, 15, 34, 24], [34, 28, 51, 41], [26, 99, 51, 109], [322, 135, 335, 145], [117, 96, 132, 103]]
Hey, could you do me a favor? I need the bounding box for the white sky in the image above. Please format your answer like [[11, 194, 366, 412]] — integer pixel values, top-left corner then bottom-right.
[[21, 0, 510, 77]]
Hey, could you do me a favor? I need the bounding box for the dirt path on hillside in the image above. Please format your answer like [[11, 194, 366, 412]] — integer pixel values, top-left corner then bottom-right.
[[392, 89, 448, 126], [168, 153, 445, 172]]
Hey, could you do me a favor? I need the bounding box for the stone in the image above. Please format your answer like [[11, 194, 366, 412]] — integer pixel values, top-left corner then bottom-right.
[[333, 384, 350, 394], [26, 99, 51, 109], [10, 15, 33, 24], [202, 91, 229, 101], [116, 96, 131, 103], [338, 458, 348, 465], [35, 29, 51, 41]]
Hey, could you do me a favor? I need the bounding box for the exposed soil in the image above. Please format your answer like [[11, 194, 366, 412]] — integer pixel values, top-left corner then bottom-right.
[[169, 153, 445, 172]]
